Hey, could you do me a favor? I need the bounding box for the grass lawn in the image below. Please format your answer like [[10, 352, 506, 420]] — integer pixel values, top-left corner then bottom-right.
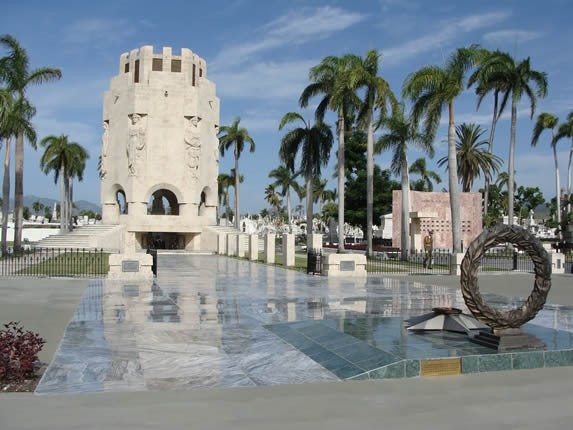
[[15, 251, 110, 276]]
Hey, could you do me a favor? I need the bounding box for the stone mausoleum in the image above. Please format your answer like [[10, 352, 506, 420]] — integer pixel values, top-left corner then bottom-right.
[[392, 190, 482, 251], [100, 46, 220, 252]]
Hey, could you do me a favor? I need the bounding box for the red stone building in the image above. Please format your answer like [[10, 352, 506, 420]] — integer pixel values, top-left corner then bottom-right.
[[392, 190, 482, 251]]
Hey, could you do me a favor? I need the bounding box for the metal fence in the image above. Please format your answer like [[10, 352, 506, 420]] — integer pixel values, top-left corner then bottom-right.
[[566, 252, 573, 274], [366, 249, 452, 275], [365, 247, 563, 275], [0, 248, 109, 278], [477, 248, 534, 272], [307, 248, 323, 275]]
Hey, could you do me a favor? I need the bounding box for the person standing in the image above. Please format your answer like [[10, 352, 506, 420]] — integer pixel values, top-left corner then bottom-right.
[[423, 230, 434, 269]]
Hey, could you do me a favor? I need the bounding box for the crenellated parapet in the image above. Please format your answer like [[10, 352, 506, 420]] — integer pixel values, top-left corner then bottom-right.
[[118, 45, 207, 87]]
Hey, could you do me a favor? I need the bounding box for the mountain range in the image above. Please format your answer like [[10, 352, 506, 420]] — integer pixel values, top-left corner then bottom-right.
[[7, 195, 101, 215]]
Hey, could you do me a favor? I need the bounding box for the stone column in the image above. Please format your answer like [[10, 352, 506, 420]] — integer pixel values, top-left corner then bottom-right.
[[282, 233, 295, 267], [264, 233, 276, 264], [308, 234, 323, 251], [551, 252, 566, 274], [227, 234, 237, 257], [248, 234, 259, 261], [237, 234, 248, 258], [217, 234, 227, 255], [450, 253, 465, 276]]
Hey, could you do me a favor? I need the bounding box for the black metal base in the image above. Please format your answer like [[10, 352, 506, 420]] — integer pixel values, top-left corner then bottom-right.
[[470, 330, 546, 352]]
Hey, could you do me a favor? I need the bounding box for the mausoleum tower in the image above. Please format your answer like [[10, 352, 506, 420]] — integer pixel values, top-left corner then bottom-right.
[[101, 46, 220, 252]]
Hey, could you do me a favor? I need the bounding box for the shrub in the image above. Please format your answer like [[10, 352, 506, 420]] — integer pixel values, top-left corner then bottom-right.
[[0, 322, 45, 382]]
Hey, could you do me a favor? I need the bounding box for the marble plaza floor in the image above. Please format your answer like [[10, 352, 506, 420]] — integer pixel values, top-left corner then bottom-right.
[[36, 255, 573, 394]]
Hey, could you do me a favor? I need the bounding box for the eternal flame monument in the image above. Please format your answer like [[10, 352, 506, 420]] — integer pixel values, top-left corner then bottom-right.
[[100, 46, 220, 254]]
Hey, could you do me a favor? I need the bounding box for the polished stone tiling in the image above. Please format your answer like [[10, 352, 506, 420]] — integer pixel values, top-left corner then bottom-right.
[[36, 255, 573, 394]]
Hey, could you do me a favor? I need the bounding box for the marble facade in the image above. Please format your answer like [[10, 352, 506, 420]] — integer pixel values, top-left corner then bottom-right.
[[101, 46, 220, 253]]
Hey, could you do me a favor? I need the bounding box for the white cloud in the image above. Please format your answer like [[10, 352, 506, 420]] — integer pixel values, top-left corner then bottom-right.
[[483, 30, 542, 45], [212, 59, 318, 100], [63, 18, 135, 46], [211, 7, 367, 69], [441, 108, 531, 127], [382, 11, 510, 66]]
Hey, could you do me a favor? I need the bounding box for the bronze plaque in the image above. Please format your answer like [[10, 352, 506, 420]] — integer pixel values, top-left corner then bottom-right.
[[420, 358, 461, 377], [340, 261, 355, 271], [122, 260, 140, 273]]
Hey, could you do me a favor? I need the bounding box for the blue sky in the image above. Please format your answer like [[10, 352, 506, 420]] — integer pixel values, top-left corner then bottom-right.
[[1, 0, 572, 215]]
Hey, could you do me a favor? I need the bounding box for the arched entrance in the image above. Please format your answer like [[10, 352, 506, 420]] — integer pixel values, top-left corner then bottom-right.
[[116, 190, 128, 214], [147, 189, 179, 215], [145, 189, 184, 249]]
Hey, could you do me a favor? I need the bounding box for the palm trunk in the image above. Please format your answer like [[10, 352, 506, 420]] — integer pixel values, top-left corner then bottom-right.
[[234, 146, 240, 230], [13, 132, 24, 251], [59, 163, 65, 232], [337, 113, 345, 253], [68, 177, 74, 231], [483, 92, 499, 219], [552, 132, 561, 227], [366, 112, 374, 257], [567, 137, 573, 213], [306, 174, 313, 247], [2, 137, 11, 255], [400, 155, 410, 260], [286, 187, 292, 234], [448, 102, 461, 253], [508, 100, 517, 226]]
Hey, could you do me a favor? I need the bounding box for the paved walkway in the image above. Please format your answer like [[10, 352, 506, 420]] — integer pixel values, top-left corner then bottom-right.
[[0, 259, 572, 429]]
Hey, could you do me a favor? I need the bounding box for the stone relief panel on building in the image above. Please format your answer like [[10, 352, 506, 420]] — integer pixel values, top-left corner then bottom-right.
[[127, 113, 147, 176], [184, 115, 201, 178], [101, 120, 109, 178]]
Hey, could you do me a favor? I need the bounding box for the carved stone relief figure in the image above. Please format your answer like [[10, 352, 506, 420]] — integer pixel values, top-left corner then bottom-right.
[[184, 116, 201, 178], [127, 113, 146, 176], [101, 121, 109, 178], [213, 124, 220, 164]]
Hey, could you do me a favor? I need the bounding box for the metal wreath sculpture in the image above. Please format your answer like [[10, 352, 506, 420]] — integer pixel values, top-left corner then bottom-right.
[[460, 224, 552, 329]]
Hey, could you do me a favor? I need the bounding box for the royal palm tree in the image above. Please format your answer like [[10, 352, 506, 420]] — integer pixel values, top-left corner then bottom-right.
[[496, 172, 515, 194], [0, 34, 62, 250], [300, 54, 361, 252], [377, 104, 432, 259], [264, 184, 282, 216], [437, 123, 502, 192], [32, 200, 44, 215], [217, 172, 233, 223], [0, 95, 35, 253], [279, 112, 333, 244], [475, 53, 548, 225], [403, 45, 481, 252], [218, 117, 255, 229], [268, 164, 300, 233], [531, 113, 561, 224], [468, 49, 510, 216], [218, 170, 242, 224], [350, 49, 397, 256], [39, 135, 88, 232], [555, 112, 573, 212], [66, 146, 89, 230], [409, 158, 441, 191], [313, 177, 330, 219]]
